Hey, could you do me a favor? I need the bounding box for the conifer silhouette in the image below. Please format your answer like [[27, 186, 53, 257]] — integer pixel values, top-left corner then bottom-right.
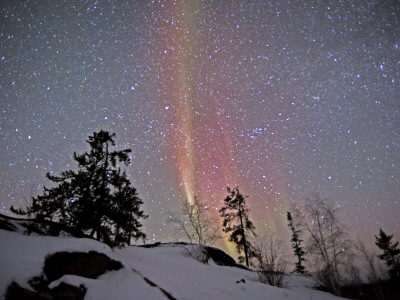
[[12, 130, 147, 247], [287, 211, 306, 273], [219, 186, 255, 267]]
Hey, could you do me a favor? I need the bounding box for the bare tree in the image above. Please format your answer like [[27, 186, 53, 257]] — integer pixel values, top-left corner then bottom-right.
[[168, 196, 221, 262], [292, 193, 353, 296], [354, 240, 385, 300], [356, 240, 386, 283], [253, 235, 287, 287]]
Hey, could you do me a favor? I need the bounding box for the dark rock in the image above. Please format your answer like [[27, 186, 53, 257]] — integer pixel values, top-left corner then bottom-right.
[[21, 219, 86, 238], [5, 250, 121, 300], [5, 281, 86, 300], [44, 251, 123, 282], [139, 241, 188, 248], [138, 242, 248, 269], [0, 218, 17, 231], [140, 242, 161, 248], [0, 214, 88, 238], [48, 282, 86, 300], [204, 246, 236, 266], [143, 277, 158, 287], [233, 264, 252, 271], [142, 276, 177, 300], [29, 275, 49, 292], [5, 282, 37, 300]]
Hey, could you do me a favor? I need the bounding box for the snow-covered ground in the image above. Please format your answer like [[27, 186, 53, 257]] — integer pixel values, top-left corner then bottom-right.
[[0, 226, 347, 300]]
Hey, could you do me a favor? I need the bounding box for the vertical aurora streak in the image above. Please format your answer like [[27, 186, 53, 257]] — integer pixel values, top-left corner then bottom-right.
[[152, 1, 291, 256], [162, 0, 199, 205]]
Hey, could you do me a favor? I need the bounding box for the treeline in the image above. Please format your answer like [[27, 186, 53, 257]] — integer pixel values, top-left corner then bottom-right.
[[10, 130, 400, 298], [170, 187, 400, 297]]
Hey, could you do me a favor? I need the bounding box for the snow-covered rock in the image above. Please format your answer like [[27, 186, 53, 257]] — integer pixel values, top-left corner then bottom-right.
[[0, 216, 347, 300]]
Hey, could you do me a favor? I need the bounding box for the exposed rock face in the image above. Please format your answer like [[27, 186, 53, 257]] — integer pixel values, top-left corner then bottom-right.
[[5, 251, 123, 300], [0, 213, 87, 238], [44, 251, 123, 282], [204, 246, 237, 266], [139, 242, 246, 269], [0, 217, 17, 231], [6, 281, 86, 300]]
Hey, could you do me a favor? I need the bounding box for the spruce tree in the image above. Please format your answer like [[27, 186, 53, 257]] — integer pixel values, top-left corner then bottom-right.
[[287, 211, 306, 274], [219, 186, 255, 267], [11, 130, 147, 247], [375, 229, 400, 280]]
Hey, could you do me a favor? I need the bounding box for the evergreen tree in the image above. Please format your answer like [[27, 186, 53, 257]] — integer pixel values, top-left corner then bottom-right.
[[375, 229, 400, 280], [219, 186, 255, 267], [287, 211, 306, 273], [11, 130, 147, 247]]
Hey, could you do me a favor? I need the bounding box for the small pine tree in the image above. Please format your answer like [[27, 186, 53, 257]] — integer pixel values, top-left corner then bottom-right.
[[287, 211, 306, 274], [375, 228, 400, 280], [11, 130, 147, 247], [219, 186, 255, 267]]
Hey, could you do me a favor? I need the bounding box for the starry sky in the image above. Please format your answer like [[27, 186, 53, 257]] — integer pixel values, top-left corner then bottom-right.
[[1, 0, 399, 254]]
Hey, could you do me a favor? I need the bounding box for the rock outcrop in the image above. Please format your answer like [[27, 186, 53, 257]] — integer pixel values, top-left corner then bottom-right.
[[44, 251, 123, 282], [5, 251, 123, 300]]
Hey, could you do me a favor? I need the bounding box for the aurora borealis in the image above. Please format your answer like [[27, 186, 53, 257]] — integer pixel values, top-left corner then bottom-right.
[[1, 0, 399, 254]]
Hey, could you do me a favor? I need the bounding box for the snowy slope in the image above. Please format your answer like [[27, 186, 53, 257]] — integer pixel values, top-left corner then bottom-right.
[[0, 228, 347, 300]]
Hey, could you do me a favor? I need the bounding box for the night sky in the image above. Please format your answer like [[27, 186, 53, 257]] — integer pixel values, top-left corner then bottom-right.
[[1, 0, 399, 254]]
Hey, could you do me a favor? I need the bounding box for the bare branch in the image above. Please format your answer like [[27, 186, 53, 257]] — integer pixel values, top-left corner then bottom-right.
[[292, 193, 354, 296], [253, 235, 287, 287], [167, 196, 222, 263]]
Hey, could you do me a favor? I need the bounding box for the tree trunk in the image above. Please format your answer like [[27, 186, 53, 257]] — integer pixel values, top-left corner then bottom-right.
[[238, 203, 249, 267]]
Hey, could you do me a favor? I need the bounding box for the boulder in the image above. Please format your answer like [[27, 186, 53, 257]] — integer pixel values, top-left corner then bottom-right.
[[5, 281, 86, 300], [44, 251, 123, 282]]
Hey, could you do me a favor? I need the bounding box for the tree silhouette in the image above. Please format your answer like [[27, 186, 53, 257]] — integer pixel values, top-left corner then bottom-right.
[[292, 193, 353, 296], [375, 228, 400, 280], [287, 211, 306, 274], [168, 196, 221, 263], [219, 186, 255, 267], [253, 235, 287, 287], [11, 130, 147, 247]]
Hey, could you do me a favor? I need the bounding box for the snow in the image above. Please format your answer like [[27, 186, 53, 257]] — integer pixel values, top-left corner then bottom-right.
[[0, 228, 348, 300]]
